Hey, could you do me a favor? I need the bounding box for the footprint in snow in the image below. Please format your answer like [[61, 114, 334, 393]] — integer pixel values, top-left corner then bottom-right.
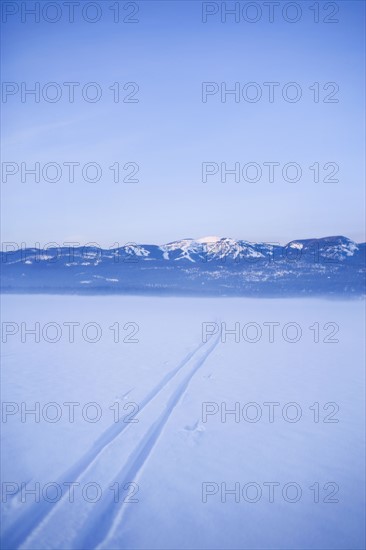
[[180, 420, 205, 445]]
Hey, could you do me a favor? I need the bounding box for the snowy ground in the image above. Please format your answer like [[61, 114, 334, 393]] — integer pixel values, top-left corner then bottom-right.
[[1, 295, 365, 549]]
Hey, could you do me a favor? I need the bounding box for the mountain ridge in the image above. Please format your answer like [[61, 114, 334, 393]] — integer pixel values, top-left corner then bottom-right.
[[1, 235, 365, 296]]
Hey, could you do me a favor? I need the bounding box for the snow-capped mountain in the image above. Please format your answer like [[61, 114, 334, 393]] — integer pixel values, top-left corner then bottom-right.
[[160, 237, 268, 262], [1, 236, 365, 296]]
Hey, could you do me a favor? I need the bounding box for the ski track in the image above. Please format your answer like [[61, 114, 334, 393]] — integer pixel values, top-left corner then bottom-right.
[[77, 333, 220, 550], [3, 333, 219, 550]]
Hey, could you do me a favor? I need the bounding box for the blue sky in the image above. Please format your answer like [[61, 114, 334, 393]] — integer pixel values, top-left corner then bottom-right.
[[1, 0, 365, 247]]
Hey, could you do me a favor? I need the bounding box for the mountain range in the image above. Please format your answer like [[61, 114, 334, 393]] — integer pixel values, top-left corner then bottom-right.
[[1, 236, 365, 296]]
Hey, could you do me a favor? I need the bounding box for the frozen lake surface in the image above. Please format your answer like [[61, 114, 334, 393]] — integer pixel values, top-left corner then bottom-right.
[[1, 295, 365, 549]]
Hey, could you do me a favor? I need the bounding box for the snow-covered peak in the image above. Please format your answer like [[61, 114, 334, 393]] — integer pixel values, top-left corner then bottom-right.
[[288, 242, 304, 250], [123, 244, 150, 257], [159, 239, 200, 262], [158, 237, 267, 262], [195, 236, 221, 244]]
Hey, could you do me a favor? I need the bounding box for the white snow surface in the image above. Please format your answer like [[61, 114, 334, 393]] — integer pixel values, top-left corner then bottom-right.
[[1, 295, 365, 550], [195, 236, 221, 244]]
